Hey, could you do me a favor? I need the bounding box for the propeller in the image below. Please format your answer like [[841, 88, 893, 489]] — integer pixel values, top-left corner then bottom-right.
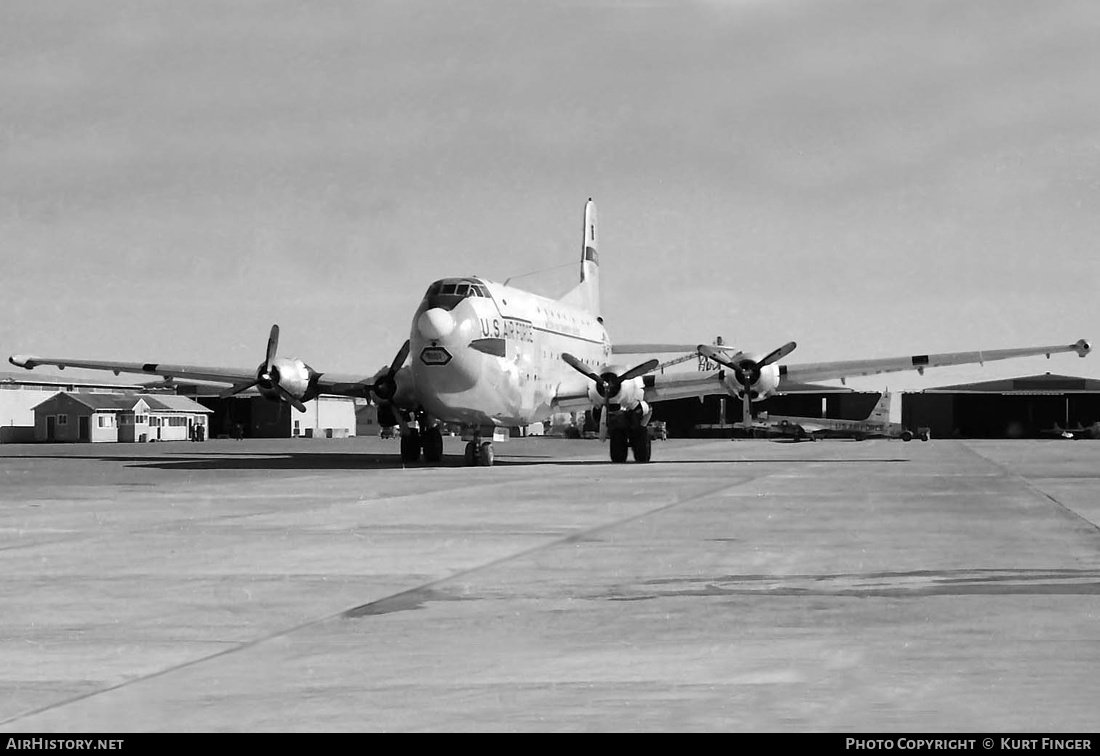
[[697, 341, 797, 429], [217, 325, 307, 412], [367, 340, 411, 403], [561, 354, 659, 441], [367, 340, 412, 431]]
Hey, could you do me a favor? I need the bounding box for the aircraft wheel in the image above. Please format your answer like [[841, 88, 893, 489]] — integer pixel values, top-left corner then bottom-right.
[[464, 441, 478, 466], [630, 427, 652, 463], [479, 441, 495, 467], [400, 430, 422, 462], [422, 427, 444, 462], [609, 428, 629, 463]]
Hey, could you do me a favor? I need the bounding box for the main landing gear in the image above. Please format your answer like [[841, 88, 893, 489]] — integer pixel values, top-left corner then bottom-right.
[[399, 412, 445, 464], [606, 409, 652, 464]]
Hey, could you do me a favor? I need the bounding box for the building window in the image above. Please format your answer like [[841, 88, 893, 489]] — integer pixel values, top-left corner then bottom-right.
[[57, 414, 68, 425]]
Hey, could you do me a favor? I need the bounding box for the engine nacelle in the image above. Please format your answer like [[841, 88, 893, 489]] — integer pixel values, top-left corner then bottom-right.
[[256, 356, 318, 404], [722, 361, 780, 401]]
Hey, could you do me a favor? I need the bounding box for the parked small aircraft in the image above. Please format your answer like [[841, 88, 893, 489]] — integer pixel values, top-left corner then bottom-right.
[[748, 392, 928, 442], [1039, 422, 1099, 440]]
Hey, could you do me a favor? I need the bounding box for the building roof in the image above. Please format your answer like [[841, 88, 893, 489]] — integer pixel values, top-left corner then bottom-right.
[[143, 394, 213, 413], [921, 373, 1100, 394], [33, 393, 140, 411], [33, 392, 213, 413]]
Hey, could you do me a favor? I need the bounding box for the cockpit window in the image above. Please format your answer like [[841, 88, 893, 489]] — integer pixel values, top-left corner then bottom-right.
[[420, 278, 488, 312]]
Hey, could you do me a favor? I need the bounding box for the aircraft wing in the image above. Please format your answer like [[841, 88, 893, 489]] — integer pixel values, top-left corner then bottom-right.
[[776, 419, 826, 433], [612, 343, 701, 354], [7, 354, 376, 397], [780, 340, 1091, 384]]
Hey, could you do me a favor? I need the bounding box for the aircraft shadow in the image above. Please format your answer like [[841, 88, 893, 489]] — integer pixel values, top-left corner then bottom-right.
[[1, 452, 909, 471]]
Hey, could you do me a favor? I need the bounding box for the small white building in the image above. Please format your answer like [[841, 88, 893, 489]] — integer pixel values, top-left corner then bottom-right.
[[32, 392, 212, 443], [1, 373, 145, 443]]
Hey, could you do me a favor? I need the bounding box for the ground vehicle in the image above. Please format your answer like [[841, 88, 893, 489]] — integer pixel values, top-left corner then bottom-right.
[[648, 421, 668, 440]]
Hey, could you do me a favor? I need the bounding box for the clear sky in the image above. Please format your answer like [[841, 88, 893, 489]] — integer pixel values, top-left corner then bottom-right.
[[2, 0, 1097, 393]]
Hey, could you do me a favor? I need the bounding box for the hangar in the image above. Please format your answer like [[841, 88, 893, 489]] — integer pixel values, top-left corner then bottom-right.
[[902, 373, 1100, 439], [173, 386, 358, 439]]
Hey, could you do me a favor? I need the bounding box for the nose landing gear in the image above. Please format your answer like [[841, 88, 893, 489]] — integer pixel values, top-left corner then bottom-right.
[[463, 439, 494, 466]]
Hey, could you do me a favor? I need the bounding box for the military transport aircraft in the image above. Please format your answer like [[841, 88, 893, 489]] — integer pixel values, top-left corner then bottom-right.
[[9, 199, 1093, 466]]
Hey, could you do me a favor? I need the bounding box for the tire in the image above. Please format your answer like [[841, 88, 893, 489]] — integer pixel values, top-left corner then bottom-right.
[[479, 441, 494, 467], [400, 430, 422, 462], [422, 427, 444, 462], [631, 427, 652, 463], [900, 430, 913, 442], [464, 441, 478, 466], [609, 428, 629, 463]]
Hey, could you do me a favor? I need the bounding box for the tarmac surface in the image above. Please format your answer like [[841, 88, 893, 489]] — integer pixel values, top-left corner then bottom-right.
[[1, 436, 1099, 732]]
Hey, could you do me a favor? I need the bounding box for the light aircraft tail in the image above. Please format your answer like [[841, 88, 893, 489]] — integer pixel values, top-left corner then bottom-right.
[[866, 391, 891, 423], [559, 198, 601, 319]]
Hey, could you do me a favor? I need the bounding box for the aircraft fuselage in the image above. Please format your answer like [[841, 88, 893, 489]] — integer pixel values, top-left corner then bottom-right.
[[408, 277, 610, 428]]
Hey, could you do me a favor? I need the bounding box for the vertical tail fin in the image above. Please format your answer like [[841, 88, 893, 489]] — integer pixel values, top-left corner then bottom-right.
[[867, 391, 892, 423], [560, 198, 601, 318]]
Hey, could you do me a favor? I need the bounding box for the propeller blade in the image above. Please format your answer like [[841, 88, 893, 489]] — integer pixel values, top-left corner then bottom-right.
[[368, 340, 411, 400], [389, 340, 410, 375], [598, 403, 608, 442], [742, 391, 752, 428], [758, 341, 797, 367], [619, 358, 660, 382], [561, 353, 601, 382], [219, 380, 258, 398], [275, 385, 307, 413], [265, 325, 280, 374]]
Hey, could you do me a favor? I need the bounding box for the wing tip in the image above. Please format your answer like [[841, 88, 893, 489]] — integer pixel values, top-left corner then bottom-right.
[[9, 354, 39, 369]]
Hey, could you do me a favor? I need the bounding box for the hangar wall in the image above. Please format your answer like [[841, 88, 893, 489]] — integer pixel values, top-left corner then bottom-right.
[[902, 374, 1100, 438]]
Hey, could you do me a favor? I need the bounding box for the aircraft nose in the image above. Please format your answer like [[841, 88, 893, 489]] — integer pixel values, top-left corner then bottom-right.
[[417, 308, 456, 341]]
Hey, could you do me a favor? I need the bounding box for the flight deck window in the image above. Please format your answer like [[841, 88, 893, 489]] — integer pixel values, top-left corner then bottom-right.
[[421, 280, 488, 312]]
